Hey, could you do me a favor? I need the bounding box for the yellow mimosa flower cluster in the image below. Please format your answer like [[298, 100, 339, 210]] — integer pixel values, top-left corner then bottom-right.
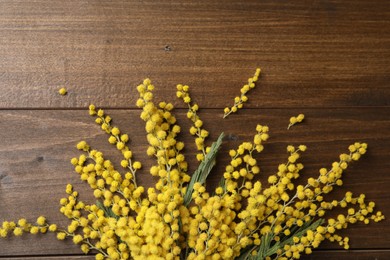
[[176, 84, 210, 161], [0, 74, 385, 260], [223, 68, 261, 118], [288, 114, 305, 130], [0, 216, 56, 237]]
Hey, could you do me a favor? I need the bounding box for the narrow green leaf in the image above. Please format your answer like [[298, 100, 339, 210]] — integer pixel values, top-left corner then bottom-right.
[[244, 219, 325, 259], [266, 219, 324, 257], [96, 200, 119, 220], [183, 132, 224, 206], [237, 245, 255, 260], [256, 232, 271, 260]]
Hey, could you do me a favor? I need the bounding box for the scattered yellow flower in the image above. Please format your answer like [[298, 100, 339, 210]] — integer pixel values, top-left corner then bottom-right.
[[58, 87, 67, 95], [288, 113, 305, 129], [223, 68, 261, 118]]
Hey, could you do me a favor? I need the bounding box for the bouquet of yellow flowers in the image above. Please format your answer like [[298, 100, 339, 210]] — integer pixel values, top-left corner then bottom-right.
[[0, 69, 384, 260]]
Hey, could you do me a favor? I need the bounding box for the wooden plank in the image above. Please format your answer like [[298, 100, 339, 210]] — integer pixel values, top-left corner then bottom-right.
[[0, 108, 389, 256], [0, 250, 389, 259], [301, 249, 390, 259], [0, 257, 94, 260], [0, 0, 389, 109]]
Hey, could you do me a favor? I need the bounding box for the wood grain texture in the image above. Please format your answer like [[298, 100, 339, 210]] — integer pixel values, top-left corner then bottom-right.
[[0, 0, 389, 108], [301, 249, 390, 259], [0, 257, 95, 260], [1, 250, 390, 260], [0, 0, 389, 259]]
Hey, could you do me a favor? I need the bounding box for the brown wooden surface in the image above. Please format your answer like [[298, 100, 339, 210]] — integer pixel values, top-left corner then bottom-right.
[[0, 0, 389, 259], [1, 250, 390, 260]]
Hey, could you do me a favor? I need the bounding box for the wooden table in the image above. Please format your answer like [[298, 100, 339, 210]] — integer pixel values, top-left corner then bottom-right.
[[0, 1, 389, 259]]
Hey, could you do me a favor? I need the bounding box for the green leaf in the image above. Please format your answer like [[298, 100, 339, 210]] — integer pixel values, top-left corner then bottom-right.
[[256, 232, 272, 260], [237, 246, 256, 260], [241, 219, 325, 260], [183, 132, 224, 206], [96, 200, 119, 220], [268, 219, 324, 257], [218, 176, 226, 191]]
